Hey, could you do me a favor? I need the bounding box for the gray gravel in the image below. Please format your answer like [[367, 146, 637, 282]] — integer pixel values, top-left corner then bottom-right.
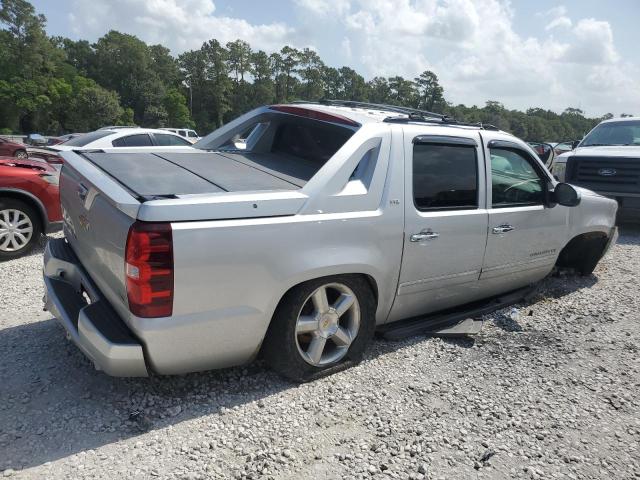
[[1, 228, 639, 479]]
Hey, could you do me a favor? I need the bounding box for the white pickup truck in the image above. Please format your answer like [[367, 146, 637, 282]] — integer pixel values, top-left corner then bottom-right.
[[43, 101, 618, 381], [552, 116, 640, 222]]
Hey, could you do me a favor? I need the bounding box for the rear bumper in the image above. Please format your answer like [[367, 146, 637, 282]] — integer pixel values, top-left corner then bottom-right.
[[43, 238, 148, 377]]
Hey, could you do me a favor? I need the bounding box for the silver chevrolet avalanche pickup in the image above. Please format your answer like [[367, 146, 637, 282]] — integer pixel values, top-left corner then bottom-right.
[[43, 101, 618, 381]]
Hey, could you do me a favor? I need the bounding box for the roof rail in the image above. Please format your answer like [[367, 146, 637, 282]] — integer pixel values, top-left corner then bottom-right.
[[310, 99, 448, 120], [383, 115, 500, 131]]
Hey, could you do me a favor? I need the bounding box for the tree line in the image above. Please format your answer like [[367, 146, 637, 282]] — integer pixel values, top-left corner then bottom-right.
[[0, 0, 626, 141]]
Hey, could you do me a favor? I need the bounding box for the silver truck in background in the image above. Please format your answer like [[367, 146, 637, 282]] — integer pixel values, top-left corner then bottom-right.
[[43, 101, 618, 381]]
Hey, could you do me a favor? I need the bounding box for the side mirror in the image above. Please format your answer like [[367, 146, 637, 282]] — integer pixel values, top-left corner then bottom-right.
[[553, 182, 581, 207], [571, 140, 580, 150]]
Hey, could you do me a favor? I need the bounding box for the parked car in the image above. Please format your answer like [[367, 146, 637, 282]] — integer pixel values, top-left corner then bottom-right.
[[49, 128, 196, 152], [552, 141, 573, 156], [25, 147, 64, 168], [43, 101, 617, 381], [160, 128, 200, 143], [527, 141, 555, 167], [25, 133, 48, 146], [0, 157, 62, 259], [552, 117, 640, 222], [0, 136, 28, 159]]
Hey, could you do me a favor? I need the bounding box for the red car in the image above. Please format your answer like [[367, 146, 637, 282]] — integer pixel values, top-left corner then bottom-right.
[[0, 157, 62, 259], [0, 137, 28, 159]]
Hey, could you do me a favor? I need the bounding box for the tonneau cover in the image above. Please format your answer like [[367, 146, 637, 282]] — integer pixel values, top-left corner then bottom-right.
[[82, 151, 306, 199]]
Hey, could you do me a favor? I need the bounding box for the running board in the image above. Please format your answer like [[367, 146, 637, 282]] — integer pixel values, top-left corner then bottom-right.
[[378, 287, 533, 341]]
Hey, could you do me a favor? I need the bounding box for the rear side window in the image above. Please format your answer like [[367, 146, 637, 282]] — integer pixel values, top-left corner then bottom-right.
[[272, 121, 354, 165], [178, 130, 186, 137], [112, 134, 153, 147], [154, 133, 191, 146], [413, 143, 478, 211]]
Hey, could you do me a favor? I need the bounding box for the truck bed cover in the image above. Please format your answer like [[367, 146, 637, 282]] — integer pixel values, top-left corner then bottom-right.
[[82, 150, 312, 199]]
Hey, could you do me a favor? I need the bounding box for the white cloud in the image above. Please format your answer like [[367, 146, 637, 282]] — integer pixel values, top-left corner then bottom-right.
[[292, 0, 639, 116], [561, 18, 619, 64], [67, 0, 294, 53], [546, 16, 572, 30]]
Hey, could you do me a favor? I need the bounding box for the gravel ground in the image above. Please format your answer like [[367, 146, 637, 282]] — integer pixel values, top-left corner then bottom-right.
[[1, 228, 639, 480]]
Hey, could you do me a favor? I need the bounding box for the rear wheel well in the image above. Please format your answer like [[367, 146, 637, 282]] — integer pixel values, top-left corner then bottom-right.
[[0, 191, 46, 232], [274, 273, 379, 314], [556, 232, 609, 275]]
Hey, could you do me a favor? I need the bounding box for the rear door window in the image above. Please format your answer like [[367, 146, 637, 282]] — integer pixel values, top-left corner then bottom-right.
[[412, 143, 478, 211], [153, 134, 192, 146], [112, 134, 153, 147]]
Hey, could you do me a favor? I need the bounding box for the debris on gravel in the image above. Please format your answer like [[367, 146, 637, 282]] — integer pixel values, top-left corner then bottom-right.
[[1, 228, 639, 479]]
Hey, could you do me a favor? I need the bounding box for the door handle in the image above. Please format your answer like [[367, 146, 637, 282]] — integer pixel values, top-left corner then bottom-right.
[[410, 230, 440, 242], [492, 224, 514, 234]]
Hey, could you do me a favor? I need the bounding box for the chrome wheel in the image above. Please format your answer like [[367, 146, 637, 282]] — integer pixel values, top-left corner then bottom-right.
[[0, 209, 34, 252], [14, 150, 27, 159], [295, 282, 360, 366]]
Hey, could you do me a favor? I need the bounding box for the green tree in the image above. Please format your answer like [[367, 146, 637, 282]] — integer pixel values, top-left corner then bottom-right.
[[250, 50, 275, 106], [414, 70, 444, 112], [163, 88, 194, 127]]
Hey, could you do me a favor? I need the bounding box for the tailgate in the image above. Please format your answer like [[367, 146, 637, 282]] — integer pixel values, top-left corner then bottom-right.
[[59, 151, 141, 318]]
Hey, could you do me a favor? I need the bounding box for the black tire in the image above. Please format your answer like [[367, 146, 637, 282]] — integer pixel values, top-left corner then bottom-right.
[[14, 149, 27, 159], [263, 275, 376, 382], [575, 238, 608, 276], [0, 198, 42, 260]]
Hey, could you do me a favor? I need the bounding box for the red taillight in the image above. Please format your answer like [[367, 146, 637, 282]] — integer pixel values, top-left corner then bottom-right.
[[125, 221, 173, 318], [269, 105, 361, 127]]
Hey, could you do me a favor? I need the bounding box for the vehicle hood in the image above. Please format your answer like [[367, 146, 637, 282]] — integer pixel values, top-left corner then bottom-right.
[[571, 146, 640, 158], [0, 156, 56, 172]]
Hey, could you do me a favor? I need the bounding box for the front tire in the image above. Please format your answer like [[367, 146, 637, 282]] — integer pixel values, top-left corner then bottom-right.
[[14, 149, 27, 159], [0, 199, 41, 260], [263, 275, 376, 382]]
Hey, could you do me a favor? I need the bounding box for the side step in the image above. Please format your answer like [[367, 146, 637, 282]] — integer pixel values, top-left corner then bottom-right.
[[378, 287, 533, 341]]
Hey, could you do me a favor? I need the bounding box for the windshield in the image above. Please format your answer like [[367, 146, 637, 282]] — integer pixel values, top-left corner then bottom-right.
[[581, 120, 640, 147], [61, 130, 114, 146]]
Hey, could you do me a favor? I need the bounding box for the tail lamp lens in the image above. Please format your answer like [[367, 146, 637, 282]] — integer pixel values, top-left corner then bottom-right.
[[125, 221, 173, 318]]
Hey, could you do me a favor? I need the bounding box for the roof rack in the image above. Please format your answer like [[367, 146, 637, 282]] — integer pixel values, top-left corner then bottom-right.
[[310, 99, 448, 120], [288, 99, 500, 131], [384, 115, 500, 131]]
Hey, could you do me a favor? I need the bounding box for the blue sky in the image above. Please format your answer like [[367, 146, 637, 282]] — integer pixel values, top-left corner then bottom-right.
[[31, 0, 640, 116]]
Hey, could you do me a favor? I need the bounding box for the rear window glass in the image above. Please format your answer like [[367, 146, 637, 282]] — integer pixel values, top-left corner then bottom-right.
[[154, 133, 191, 146], [62, 130, 114, 147], [271, 121, 354, 165], [112, 134, 153, 147]]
